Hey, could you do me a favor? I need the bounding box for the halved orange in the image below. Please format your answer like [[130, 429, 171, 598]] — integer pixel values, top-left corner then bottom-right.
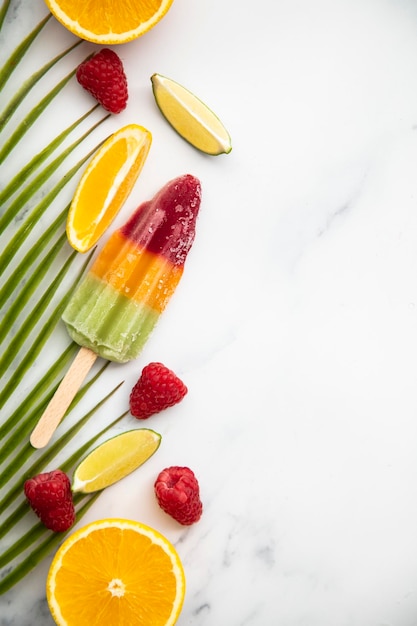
[[46, 519, 186, 625], [67, 124, 152, 253], [44, 0, 175, 44]]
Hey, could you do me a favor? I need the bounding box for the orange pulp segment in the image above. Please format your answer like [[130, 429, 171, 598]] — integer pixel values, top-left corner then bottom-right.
[[46, 519, 185, 626], [66, 124, 152, 253], [44, 0, 175, 44]]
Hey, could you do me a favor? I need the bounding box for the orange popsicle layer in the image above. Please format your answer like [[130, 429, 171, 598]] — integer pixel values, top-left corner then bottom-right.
[[90, 230, 183, 314]]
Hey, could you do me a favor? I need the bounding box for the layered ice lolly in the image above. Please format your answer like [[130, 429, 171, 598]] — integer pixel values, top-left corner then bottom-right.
[[62, 173, 201, 362], [30, 174, 201, 448]]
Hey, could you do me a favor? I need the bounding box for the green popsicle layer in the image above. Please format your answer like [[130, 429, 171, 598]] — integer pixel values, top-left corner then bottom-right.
[[62, 274, 159, 363]]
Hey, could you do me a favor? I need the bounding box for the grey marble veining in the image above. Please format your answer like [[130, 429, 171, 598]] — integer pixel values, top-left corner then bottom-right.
[[3, 0, 417, 624]]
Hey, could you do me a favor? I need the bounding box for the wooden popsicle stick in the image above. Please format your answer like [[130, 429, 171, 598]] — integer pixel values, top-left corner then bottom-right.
[[30, 346, 98, 449]]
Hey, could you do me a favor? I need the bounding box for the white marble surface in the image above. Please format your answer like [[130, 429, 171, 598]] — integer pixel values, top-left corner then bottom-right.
[[3, 0, 417, 624]]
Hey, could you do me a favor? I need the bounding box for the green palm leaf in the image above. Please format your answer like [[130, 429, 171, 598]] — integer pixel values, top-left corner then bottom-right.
[[0, 39, 82, 132], [0, 495, 100, 595], [0, 13, 50, 84], [0, 146, 99, 269], [0, 0, 12, 31], [0, 382, 124, 501], [0, 248, 94, 409], [0, 104, 100, 207], [0, 343, 77, 443], [0, 210, 68, 311], [0, 121, 107, 237], [0, 1, 140, 597], [0, 245, 76, 375]]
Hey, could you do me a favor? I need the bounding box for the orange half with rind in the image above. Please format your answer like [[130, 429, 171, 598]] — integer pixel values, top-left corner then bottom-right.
[[67, 124, 152, 253], [44, 0, 175, 44], [46, 518, 185, 626]]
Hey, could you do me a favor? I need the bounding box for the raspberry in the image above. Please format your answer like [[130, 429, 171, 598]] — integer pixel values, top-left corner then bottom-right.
[[129, 362, 188, 419], [154, 466, 202, 525], [76, 48, 128, 114], [24, 470, 75, 532]]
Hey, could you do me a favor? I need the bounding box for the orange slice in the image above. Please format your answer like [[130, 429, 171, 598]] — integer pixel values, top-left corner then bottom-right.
[[46, 519, 186, 626], [44, 0, 175, 44], [67, 124, 152, 253]]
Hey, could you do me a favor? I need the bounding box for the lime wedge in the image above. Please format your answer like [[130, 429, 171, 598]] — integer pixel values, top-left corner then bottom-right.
[[151, 73, 232, 156], [72, 428, 161, 493]]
